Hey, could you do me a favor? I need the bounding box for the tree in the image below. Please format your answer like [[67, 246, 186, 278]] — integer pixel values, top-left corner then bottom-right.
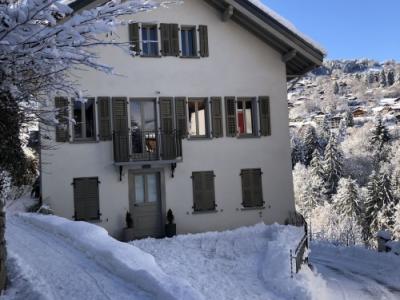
[[310, 149, 324, 179], [376, 168, 397, 231], [337, 118, 347, 143], [317, 116, 331, 154], [393, 202, 400, 240], [333, 178, 361, 218], [380, 69, 387, 87], [322, 134, 343, 196], [290, 136, 305, 168], [387, 70, 395, 86], [344, 110, 354, 127], [369, 116, 391, 152], [333, 81, 339, 94], [363, 171, 380, 243], [301, 125, 318, 166]]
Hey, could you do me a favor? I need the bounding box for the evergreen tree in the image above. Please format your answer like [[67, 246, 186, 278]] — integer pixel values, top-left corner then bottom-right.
[[333, 81, 339, 94], [393, 202, 400, 240], [380, 69, 387, 87], [291, 136, 305, 168], [302, 125, 318, 167], [345, 110, 354, 127], [333, 178, 361, 217], [363, 171, 380, 243], [322, 134, 343, 196], [310, 150, 324, 179], [338, 119, 347, 143], [369, 117, 391, 152], [317, 116, 331, 155], [387, 70, 395, 86]]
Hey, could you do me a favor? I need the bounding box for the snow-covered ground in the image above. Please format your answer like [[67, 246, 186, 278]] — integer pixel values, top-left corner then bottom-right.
[[132, 224, 328, 300], [310, 242, 400, 300]]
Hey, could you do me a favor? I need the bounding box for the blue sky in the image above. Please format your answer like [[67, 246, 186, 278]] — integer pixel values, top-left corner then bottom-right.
[[262, 0, 400, 61]]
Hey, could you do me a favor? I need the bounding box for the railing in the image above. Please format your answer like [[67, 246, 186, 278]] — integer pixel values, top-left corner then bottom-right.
[[113, 130, 182, 163], [290, 215, 309, 278]]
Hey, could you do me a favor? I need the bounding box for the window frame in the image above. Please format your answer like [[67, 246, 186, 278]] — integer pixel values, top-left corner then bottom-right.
[[240, 168, 264, 208], [180, 25, 198, 58], [141, 23, 160, 57], [187, 97, 210, 138], [236, 97, 258, 137], [72, 98, 96, 142]]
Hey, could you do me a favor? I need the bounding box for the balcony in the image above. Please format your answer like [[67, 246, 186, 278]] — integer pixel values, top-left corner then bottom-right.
[[113, 130, 183, 165]]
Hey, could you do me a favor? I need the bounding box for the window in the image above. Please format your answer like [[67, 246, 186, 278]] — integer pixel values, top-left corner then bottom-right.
[[237, 98, 256, 135], [73, 98, 96, 140], [188, 98, 208, 137], [241, 169, 264, 208], [73, 177, 100, 221], [192, 171, 216, 212], [133, 173, 159, 204], [181, 26, 197, 57], [142, 24, 159, 56]]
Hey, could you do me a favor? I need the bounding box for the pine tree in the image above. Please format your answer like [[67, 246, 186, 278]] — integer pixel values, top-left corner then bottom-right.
[[345, 110, 354, 127], [369, 116, 391, 152], [377, 169, 397, 231], [302, 125, 318, 167], [291, 136, 305, 168], [333, 81, 339, 94], [387, 70, 395, 86], [363, 171, 380, 243], [393, 202, 400, 240], [338, 119, 347, 143], [333, 178, 361, 218], [317, 116, 331, 155], [322, 134, 343, 196], [380, 69, 387, 87], [310, 150, 324, 179]]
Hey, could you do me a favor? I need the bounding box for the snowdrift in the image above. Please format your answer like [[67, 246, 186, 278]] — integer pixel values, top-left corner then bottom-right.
[[132, 223, 328, 300], [15, 213, 203, 300]]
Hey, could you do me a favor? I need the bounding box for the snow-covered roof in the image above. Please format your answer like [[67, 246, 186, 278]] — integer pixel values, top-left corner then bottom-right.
[[247, 0, 325, 55]]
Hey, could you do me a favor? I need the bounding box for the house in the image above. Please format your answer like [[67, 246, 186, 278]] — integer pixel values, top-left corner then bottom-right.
[[40, 0, 324, 239], [352, 107, 367, 118]]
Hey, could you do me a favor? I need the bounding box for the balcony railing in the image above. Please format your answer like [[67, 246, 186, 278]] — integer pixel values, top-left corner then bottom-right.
[[113, 130, 182, 163]]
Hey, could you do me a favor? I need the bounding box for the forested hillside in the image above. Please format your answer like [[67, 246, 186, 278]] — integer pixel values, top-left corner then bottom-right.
[[289, 59, 400, 247]]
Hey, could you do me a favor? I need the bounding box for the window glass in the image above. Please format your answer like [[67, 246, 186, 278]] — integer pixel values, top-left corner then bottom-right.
[[74, 101, 83, 138], [181, 28, 196, 57], [142, 101, 156, 131], [237, 99, 254, 135], [134, 175, 145, 203], [85, 99, 95, 138], [147, 174, 158, 203], [142, 25, 158, 56], [245, 101, 253, 134], [188, 99, 207, 137]]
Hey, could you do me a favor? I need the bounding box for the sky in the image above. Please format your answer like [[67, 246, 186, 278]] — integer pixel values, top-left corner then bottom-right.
[[262, 0, 400, 62]]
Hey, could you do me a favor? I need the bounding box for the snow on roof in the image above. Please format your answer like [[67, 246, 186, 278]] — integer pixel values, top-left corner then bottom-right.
[[246, 0, 326, 55], [379, 98, 400, 105]]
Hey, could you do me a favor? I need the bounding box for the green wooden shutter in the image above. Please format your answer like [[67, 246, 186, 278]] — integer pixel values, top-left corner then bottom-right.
[[97, 97, 111, 141], [259, 96, 271, 136], [129, 23, 140, 55], [112, 97, 129, 162], [192, 171, 215, 211], [225, 97, 236, 137], [211, 97, 223, 138], [73, 177, 100, 221], [159, 97, 175, 159], [175, 97, 187, 138], [55, 97, 69, 142], [198, 25, 209, 57], [241, 169, 263, 208], [160, 23, 171, 56], [170, 24, 180, 56]]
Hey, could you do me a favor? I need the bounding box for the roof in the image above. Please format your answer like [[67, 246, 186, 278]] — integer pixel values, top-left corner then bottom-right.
[[69, 0, 325, 78]]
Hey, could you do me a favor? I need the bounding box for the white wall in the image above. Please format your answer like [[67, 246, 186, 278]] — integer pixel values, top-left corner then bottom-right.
[[41, 0, 295, 238]]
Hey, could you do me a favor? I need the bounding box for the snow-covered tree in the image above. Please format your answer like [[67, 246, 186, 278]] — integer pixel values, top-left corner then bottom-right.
[[317, 116, 331, 154], [333, 177, 361, 218], [301, 125, 318, 166], [363, 171, 380, 243], [369, 116, 391, 152], [290, 136, 304, 168], [333, 81, 339, 94], [380, 69, 387, 87], [322, 134, 343, 196], [337, 118, 347, 142], [393, 202, 400, 240], [387, 70, 395, 86]]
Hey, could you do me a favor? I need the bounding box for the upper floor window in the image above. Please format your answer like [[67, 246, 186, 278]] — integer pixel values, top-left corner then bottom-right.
[[181, 26, 197, 57], [237, 98, 256, 136], [141, 24, 159, 56], [73, 98, 96, 140], [188, 98, 208, 137]]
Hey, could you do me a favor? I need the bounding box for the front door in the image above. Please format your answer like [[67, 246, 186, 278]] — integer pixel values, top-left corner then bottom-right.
[[129, 171, 163, 238]]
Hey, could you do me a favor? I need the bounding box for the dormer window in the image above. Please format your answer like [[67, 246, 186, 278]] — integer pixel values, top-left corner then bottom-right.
[[181, 26, 197, 57], [141, 24, 159, 56]]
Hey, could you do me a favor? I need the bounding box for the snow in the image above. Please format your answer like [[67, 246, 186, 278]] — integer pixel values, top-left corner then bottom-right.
[[310, 242, 400, 299], [377, 230, 392, 240], [5, 213, 202, 300], [132, 223, 328, 300], [246, 0, 326, 55]]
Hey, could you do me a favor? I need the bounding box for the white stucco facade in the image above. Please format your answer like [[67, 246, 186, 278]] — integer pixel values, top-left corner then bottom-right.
[[41, 0, 296, 238]]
